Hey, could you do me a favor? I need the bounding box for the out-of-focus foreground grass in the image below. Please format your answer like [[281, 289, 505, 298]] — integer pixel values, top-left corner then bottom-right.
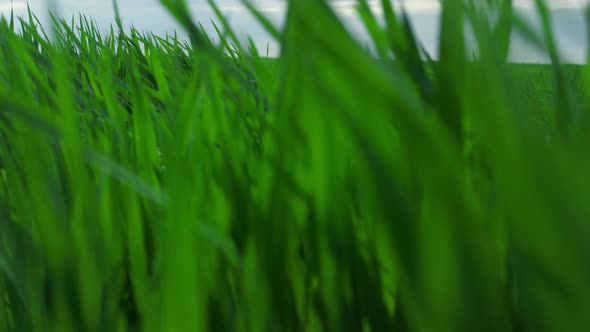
[[0, 0, 589, 331]]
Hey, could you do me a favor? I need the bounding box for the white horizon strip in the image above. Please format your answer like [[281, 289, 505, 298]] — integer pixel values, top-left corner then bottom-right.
[[206, 0, 590, 17], [0, 2, 28, 12], [0, 1, 583, 16]]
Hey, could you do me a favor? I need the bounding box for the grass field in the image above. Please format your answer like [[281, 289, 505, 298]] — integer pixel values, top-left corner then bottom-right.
[[0, 0, 589, 331]]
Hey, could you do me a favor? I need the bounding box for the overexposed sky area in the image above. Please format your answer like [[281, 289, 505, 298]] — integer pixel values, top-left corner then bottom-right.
[[0, 0, 588, 62]]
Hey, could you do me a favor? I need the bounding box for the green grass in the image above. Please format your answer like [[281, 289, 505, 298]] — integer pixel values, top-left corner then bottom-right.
[[0, 0, 589, 331]]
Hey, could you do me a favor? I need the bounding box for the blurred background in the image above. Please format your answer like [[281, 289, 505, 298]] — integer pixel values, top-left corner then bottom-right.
[[0, 1, 587, 61]]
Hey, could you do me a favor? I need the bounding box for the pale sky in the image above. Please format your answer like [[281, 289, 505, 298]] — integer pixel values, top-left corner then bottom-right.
[[1, 0, 588, 62]]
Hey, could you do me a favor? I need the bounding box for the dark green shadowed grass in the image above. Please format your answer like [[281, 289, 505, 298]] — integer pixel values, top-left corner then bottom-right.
[[0, 0, 589, 331]]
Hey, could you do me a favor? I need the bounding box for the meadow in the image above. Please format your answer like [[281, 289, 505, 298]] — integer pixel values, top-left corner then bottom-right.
[[0, 0, 589, 331]]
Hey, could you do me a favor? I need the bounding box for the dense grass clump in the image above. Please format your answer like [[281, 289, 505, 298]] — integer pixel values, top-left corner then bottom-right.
[[0, 0, 589, 331]]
